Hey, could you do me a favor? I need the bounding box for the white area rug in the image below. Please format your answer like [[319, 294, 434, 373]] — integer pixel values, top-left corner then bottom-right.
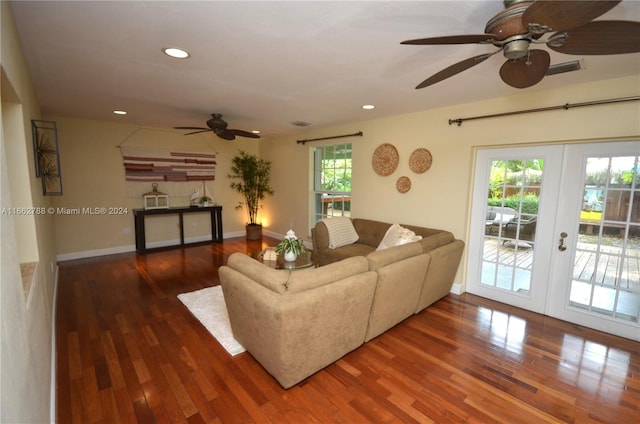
[[177, 285, 246, 356]]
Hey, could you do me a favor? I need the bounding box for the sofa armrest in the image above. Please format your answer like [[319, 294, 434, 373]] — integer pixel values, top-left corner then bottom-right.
[[226, 252, 289, 293]]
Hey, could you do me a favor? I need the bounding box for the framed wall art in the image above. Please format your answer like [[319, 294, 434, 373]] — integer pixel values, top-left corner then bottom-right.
[[32, 120, 63, 195]]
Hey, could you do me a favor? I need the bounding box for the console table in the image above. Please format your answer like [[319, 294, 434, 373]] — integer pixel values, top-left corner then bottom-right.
[[133, 206, 222, 254]]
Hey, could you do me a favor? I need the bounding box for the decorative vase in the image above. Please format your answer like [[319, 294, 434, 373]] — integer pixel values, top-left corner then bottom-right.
[[283, 250, 297, 262]]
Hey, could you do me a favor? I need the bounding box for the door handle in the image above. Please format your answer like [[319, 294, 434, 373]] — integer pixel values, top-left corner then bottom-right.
[[558, 232, 568, 251]]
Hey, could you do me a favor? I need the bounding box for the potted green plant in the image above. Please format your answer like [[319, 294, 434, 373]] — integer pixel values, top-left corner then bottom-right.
[[228, 150, 274, 240], [199, 195, 212, 207], [275, 229, 306, 261]]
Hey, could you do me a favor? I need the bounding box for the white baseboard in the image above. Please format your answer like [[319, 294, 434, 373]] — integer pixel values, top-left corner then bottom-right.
[[49, 264, 59, 424], [56, 244, 135, 262], [450, 282, 465, 295], [55, 232, 247, 262]]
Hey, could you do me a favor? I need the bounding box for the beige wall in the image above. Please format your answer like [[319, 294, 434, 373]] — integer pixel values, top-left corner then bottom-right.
[[51, 76, 639, 275], [50, 117, 260, 257], [262, 75, 640, 286], [1, 2, 58, 422]]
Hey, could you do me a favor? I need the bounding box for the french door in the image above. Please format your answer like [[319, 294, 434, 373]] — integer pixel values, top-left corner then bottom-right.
[[467, 141, 640, 341], [548, 142, 640, 340], [467, 145, 563, 313]]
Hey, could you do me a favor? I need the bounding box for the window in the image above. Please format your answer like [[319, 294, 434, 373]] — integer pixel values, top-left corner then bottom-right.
[[313, 144, 352, 224]]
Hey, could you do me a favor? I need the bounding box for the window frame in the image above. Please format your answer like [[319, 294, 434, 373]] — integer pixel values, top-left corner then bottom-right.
[[312, 143, 352, 225]]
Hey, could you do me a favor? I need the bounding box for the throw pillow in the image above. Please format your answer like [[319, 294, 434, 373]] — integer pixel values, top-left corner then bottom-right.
[[376, 224, 422, 251], [321, 217, 359, 249]]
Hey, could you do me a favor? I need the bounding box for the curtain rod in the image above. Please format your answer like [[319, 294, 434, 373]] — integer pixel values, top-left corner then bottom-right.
[[448, 96, 640, 126], [297, 131, 363, 145]]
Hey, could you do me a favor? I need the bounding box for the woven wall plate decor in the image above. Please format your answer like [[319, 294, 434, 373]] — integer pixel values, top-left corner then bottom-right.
[[372, 143, 399, 176], [396, 176, 411, 193], [409, 148, 432, 174]]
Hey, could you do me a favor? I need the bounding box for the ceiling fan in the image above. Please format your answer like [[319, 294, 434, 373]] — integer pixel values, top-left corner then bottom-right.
[[401, 0, 640, 89], [174, 113, 260, 140]]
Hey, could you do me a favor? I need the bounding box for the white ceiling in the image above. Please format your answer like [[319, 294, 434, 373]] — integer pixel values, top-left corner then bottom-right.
[[9, 1, 640, 138]]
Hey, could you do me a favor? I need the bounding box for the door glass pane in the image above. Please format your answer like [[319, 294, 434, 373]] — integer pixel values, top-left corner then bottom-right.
[[482, 158, 541, 295], [571, 155, 640, 322]]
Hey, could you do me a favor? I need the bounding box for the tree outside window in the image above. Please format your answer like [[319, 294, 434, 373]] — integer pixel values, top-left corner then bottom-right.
[[313, 143, 352, 223]]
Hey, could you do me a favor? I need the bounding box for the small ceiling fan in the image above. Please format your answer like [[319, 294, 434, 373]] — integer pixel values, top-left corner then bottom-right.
[[401, 0, 640, 89], [174, 113, 260, 140]]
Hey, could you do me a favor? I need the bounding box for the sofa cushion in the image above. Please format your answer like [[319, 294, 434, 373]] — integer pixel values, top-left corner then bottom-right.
[[321, 217, 359, 248], [317, 243, 375, 266], [376, 223, 423, 251], [352, 219, 393, 247], [365, 252, 430, 341], [286, 256, 369, 294], [367, 242, 422, 271]]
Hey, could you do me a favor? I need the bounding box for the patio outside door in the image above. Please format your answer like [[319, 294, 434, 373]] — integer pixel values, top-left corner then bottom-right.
[[467, 141, 640, 341]]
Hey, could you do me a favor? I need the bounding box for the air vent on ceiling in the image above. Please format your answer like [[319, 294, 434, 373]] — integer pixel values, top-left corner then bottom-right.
[[291, 121, 311, 127], [546, 59, 584, 76]]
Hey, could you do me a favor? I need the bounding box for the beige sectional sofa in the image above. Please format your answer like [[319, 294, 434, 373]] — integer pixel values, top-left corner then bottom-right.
[[312, 218, 465, 312], [219, 254, 378, 389], [218, 218, 464, 388]]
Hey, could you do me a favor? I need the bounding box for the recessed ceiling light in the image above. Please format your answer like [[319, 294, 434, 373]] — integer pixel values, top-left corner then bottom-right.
[[362, 104, 375, 110], [162, 47, 190, 59], [251, 130, 261, 134], [112, 110, 127, 115]]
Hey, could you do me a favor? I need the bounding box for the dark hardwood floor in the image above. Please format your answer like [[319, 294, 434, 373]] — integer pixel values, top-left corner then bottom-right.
[[56, 237, 640, 423]]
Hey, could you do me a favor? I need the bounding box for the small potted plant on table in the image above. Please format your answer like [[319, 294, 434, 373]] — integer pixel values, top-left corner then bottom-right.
[[275, 229, 306, 262]]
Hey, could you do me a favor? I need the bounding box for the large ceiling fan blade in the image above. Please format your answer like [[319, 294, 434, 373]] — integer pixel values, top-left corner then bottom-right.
[[416, 54, 493, 89], [184, 130, 213, 136], [547, 21, 640, 55], [229, 129, 260, 139], [523, 0, 621, 33], [215, 129, 236, 141], [499, 50, 551, 89], [174, 126, 213, 135], [401, 34, 498, 45]]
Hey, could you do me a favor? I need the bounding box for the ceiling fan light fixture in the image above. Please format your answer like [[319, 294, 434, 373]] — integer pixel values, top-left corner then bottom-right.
[[503, 37, 531, 60], [162, 47, 190, 59]]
